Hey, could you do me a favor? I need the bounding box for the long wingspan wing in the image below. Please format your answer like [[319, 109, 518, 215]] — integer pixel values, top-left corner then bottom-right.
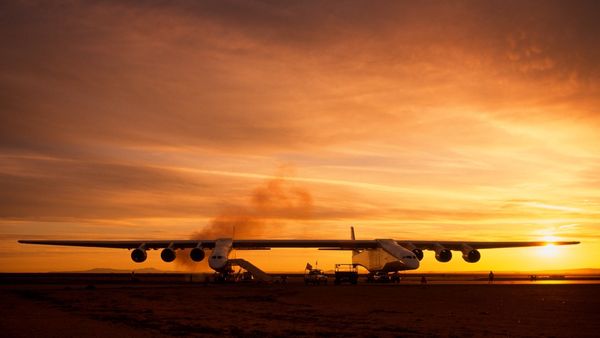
[[397, 240, 580, 250], [17, 240, 215, 250], [17, 239, 379, 250], [18, 239, 579, 250]]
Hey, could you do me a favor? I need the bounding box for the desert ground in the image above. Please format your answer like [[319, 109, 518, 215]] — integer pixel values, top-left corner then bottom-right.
[[1, 275, 599, 337]]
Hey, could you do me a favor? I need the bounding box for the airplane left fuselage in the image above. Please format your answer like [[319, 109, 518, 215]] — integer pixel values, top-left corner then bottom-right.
[[208, 238, 233, 272]]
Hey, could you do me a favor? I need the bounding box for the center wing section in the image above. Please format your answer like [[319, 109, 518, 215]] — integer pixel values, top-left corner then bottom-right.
[[231, 239, 378, 250]]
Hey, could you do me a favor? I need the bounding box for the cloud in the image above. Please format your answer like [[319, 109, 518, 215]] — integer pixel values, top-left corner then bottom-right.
[[0, 156, 221, 219], [2, 0, 599, 157]]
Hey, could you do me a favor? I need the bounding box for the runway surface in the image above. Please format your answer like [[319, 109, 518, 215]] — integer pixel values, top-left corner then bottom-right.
[[1, 274, 599, 337]]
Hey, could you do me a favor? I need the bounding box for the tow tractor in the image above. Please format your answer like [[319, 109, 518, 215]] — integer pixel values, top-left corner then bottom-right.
[[334, 264, 358, 285]]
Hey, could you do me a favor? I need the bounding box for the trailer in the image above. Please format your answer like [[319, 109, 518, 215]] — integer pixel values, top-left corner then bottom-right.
[[334, 264, 358, 285]]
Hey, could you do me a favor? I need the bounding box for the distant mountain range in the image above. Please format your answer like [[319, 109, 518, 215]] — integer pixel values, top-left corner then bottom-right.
[[61, 267, 181, 274]]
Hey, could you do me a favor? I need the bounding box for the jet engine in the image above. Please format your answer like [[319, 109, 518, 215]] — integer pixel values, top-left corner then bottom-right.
[[462, 249, 481, 263], [435, 247, 452, 262], [412, 248, 424, 261], [161, 247, 176, 262], [190, 247, 205, 262], [131, 248, 147, 263]]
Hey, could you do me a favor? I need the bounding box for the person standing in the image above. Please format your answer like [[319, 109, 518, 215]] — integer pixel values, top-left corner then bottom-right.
[[488, 270, 495, 284]]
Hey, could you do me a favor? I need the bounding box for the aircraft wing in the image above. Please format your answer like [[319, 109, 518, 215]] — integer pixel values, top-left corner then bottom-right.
[[17, 239, 379, 250], [396, 240, 580, 250], [18, 240, 213, 250], [18, 239, 579, 250]]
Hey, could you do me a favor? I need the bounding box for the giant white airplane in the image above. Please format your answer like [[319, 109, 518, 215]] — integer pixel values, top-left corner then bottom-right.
[[19, 227, 578, 274]]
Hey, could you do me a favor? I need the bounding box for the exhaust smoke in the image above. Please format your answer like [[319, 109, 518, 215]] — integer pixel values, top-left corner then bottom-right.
[[175, 174, 313, 271]]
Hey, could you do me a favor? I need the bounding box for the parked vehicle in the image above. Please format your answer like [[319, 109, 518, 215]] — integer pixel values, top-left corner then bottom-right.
[[334, 264, 358, 285], [304, 268, 328, 285]]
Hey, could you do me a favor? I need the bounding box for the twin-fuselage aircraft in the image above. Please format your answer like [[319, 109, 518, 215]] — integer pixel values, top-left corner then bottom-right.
[[19, 227, 579, 274]]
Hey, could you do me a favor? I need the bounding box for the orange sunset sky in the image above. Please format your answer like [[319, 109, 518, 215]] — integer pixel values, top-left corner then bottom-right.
[[1, 1, 599, 273]]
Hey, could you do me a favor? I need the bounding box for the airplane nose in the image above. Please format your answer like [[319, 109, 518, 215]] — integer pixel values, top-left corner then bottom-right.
[[412, 259, 420, 269], [399, 258, 419, 270], [406, 257, 419, 270], [209, 256, 227, 270]]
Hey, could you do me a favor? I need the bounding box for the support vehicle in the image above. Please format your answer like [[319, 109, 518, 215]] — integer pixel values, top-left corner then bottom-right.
[[334, 264, 358, 285]]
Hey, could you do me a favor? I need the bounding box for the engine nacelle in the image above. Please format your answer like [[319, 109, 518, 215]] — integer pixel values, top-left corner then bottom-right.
[[435, 248, 452, 262], [190, 247, 205, 262], [131, 248, 147, 263], [161, 247, 176, 262], [462, 249, 481, 263], [412, 248, 424, 261]]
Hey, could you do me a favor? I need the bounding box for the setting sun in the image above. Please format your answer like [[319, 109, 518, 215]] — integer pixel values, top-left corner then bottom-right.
[[538, 244, 558, 258]]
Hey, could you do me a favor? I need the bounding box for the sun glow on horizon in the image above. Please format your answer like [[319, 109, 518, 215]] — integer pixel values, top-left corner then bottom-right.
[[536, 235, 560, 258], [537, 243, 558, 258]]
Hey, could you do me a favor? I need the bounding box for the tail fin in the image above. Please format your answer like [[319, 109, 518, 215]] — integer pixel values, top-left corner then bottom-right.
[[350, 226, 359, 256]]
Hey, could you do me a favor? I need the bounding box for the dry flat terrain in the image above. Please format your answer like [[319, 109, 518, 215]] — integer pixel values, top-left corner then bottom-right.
[[1, 280, 599, 337]]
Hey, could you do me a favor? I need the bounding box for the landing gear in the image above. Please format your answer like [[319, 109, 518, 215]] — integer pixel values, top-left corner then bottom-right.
[[212, 266, 235, 283], [213, 272, 231, 283], [366, 272, 391, 283]]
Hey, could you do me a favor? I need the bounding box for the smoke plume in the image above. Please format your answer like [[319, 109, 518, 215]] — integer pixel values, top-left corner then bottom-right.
[[175, 174, 313, 270]]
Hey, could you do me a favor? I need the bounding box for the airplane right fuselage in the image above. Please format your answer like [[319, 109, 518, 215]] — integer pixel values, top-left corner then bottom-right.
[[352, 239, 420, 272]]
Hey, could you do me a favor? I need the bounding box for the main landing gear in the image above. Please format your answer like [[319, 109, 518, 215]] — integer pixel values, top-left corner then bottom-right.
[[366, 272, 401, 283]]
